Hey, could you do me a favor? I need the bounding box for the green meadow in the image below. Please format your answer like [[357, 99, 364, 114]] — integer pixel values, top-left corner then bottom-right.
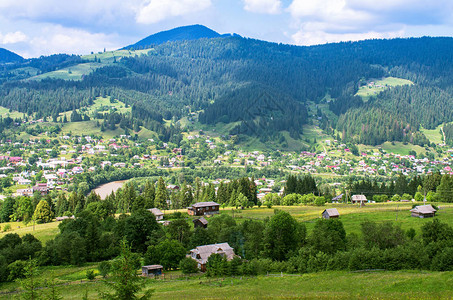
[[356, 77, 413, 101], [0, 266, 452, 299]]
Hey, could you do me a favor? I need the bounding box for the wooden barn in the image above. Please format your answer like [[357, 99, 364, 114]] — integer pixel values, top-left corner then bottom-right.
[[141, 265, 163, 277], [410, 204, 437, 218], [188, 202, 220, 216], [193, 217, 208, 228], [351, 195, 367, 205], [322, 208, 340, 219]]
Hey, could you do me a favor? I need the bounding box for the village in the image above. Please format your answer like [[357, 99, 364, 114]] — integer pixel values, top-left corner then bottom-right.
[[0, 130, 452, 202]]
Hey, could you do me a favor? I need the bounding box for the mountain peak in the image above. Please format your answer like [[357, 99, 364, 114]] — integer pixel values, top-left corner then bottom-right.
[[0, 48, 23, 64], [124, 24, 223, 50]]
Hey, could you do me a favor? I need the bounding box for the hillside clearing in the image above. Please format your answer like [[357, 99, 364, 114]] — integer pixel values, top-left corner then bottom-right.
[[356, 77, 413, 101]]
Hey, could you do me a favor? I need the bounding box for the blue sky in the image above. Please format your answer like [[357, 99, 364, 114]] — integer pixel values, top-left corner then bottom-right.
[[0, 0, 452, 58]]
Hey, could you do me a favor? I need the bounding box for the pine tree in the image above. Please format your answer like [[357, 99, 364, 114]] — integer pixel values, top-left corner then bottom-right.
[[99, 239, 153, 300], [143, 180, 155, 208], [155, 177, 169, 210], [181, 183, 193, 208], [17, 258, 42, 300]]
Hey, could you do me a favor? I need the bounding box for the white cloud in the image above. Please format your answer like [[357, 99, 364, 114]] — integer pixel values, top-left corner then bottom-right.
[[286, 0, 446, 46], [0, 31, 27, 44], [22, 25, 121, 57], [243, 0, 282, 14], [136, 0, 212, 24]]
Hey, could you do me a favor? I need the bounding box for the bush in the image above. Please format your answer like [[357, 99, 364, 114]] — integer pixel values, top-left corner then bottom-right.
[[3, 224, 11, 232], [431, 247, 453, 271], [98, 261, 111, 278], [179, 257, 198, 274], [85, 269, 96, 280], [7, 260, 27, 281], [401, 193, 412, 200], [414, 192, 424, 202], [314, 196, 326, 206]]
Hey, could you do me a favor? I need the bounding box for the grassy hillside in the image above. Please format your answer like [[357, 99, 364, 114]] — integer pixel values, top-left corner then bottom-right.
[[0, 266, 452, 299], [0, 106, 23, 119], [356, 77, 413, 101], [29, 49, 152, 81], [421, 124, 444, 145], [0, 221, 60, 244]]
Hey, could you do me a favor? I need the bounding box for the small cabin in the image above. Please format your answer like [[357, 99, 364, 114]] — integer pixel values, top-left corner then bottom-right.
[[193, 217, 208, 228], [147, 208, 164, 221], [332, 194, 343, 203], [410, 204, 437, 218], [188, 202, 220, 216], [322, 208, 340, 219], [141, 265, 163, 277]]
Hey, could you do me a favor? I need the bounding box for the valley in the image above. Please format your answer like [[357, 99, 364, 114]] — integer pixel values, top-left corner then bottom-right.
[[1, 26, 453, 299]]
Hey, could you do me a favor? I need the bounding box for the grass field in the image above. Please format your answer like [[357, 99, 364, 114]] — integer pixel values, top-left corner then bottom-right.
[[30, 63, 102, 81], [29, 49, 152, 81], [360, 141, 428, 156], [356, 77, 413, 101], [0, 265, 452, 299], [0, 106, 23, 119], [420, 124, 445, 145], [85, 97, 130, 115], [60, 120, 124, 138], [0, 220, 60, 244], [224, 202, 453, 234]]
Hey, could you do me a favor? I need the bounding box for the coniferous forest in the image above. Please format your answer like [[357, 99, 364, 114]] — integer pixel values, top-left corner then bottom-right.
[[3, 36, 453, 145]]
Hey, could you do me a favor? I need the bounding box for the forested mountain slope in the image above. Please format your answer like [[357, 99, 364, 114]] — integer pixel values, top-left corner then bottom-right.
[[0, 48, 23, 63], [1, 31, 453, 147]]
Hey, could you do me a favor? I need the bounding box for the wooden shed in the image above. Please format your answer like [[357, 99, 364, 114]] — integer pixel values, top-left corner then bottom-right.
[[322, 208, 340, 219], [351, 195, 367, 205], [147, 208, 164, 221], [141, 265, 163, 277], [193, 217, 208, 228], [410, 204, 437, 218]]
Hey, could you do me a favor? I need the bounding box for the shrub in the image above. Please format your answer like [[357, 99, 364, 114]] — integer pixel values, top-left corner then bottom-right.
[[85, 270, 96, 281], [179, 257, 198, 274], [98, 261, 111, 278], [431, 247, 453, 271], [7, 260, 27, 281], [3, 224, 11, 232]]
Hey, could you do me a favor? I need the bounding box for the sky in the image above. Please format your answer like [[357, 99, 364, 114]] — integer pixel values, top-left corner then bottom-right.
[[1, 0, 453, 58]]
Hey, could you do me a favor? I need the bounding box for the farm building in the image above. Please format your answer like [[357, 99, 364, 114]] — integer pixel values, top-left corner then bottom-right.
[[410, 205, 437, 218], [193, 217, 208, 228], [141, 265, 163, 276], [147, 208, 164, 221], [189, 243, 236, 271], [322, 208, 340, 219], [351, 195, 367, 205], [332, 194, 343, 203], [188, 202, 220, 216]]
